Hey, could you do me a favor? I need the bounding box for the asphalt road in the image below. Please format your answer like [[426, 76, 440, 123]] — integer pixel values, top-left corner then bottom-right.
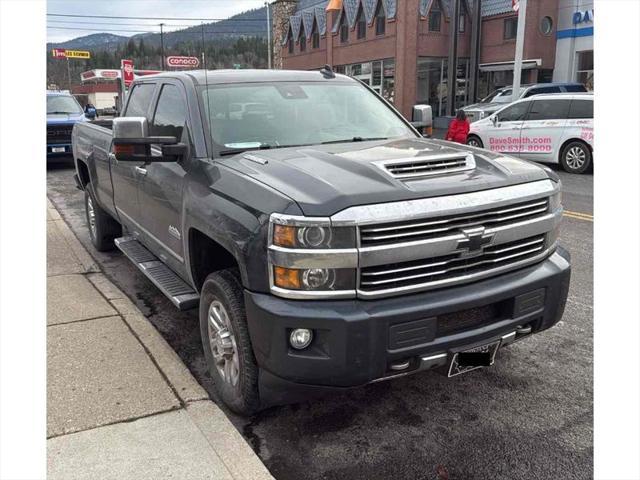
[[47, 159, 593, 480]]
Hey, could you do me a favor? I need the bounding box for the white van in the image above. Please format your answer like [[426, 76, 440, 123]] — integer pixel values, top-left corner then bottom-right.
[[467, 93, 593, 174]]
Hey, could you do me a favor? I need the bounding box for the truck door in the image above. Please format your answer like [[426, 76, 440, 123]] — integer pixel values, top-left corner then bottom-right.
[[136, 82, 189, 272], [519, 98, 570, 163], [110, 82, 157, 231], [485, 100, 531, 156]]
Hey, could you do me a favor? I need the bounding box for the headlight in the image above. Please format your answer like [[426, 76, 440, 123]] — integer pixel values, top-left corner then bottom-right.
[[269, 214, 357, 298], [548, 190, 562, 212], [272, 223, 355, 249]]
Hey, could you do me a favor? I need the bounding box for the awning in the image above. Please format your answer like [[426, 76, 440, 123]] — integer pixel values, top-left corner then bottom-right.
[[479, 59, 542, 72]]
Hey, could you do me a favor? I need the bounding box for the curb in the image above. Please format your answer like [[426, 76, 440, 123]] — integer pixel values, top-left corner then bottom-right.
[[47, 197, 274, 480]]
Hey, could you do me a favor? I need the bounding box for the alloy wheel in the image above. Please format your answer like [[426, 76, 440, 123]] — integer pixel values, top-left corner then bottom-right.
[[207, 300, 240, 387], [565, 146, 586, 170]]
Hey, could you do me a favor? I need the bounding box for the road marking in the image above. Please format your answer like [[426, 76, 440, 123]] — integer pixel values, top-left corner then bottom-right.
[[563, 210, 593, 222]]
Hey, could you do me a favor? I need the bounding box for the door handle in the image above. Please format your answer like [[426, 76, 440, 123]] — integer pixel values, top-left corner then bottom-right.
[[135, 166, 147, 176]]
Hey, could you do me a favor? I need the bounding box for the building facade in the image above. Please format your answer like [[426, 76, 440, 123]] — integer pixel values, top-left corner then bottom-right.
[[552, 0, 593, 89], [274, 0, 561, 119]]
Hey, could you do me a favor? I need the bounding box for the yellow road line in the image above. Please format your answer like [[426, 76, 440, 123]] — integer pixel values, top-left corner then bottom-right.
[[563, 210, 593, 222]]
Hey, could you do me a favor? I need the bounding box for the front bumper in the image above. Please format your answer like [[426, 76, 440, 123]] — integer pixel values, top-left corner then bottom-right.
[[245, 247, 570, 405]]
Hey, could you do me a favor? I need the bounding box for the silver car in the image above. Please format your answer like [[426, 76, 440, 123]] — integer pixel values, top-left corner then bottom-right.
[[463, 83, 588, 123]]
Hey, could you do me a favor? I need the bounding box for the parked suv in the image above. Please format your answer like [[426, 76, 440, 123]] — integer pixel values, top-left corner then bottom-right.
[[463, 83, 588, 123], [47, 91, 95, 160], [467, 93, 593, 174], [72, 70, 570, 414]]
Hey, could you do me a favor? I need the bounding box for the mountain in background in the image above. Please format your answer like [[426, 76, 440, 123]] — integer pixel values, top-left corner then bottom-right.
[[47, 6, 269, 52], [48, 33, 129, 51]]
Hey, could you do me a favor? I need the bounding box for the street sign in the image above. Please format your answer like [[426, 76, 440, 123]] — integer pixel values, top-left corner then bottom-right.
[[51, 49, 91, 59], [66, 50, 91, 59], [121, 59, 134, 87], [166, 56, 200, 68], [512, 0, 520, 12]]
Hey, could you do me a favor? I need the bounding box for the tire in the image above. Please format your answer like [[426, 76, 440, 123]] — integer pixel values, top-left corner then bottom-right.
[[560, 140, 592, 174], [84, 183, 121, 251], [199, 269, 260, 415], [466, 135, 484, 148]]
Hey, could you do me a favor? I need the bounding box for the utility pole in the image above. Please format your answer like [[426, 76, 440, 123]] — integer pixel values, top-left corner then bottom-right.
[[265, 2, 272, 69], [511, 0, 527, 100], [446, 0, 461, 116], [469, 0, 482, 104], [66, 56, 72, 90], [160, 23, 165, 70]]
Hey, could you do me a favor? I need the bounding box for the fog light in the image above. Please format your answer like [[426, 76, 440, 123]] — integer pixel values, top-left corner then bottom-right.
[[290, 328, 313, 350]]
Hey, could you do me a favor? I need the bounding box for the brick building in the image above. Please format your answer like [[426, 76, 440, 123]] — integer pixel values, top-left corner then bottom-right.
[[273, 0, 560, 119]]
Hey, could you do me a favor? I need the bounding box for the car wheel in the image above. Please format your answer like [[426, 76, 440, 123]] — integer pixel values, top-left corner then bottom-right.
[[560, 141, 592, 174], [467, 135, 484, 148], [199, 269, 260, 415], [84, 183, 121, 251]]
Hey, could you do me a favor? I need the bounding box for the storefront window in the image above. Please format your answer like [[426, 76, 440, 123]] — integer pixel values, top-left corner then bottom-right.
[[337, 59, 394, 103], [417, 57, 470, 117], [576, 50, 594, 90]]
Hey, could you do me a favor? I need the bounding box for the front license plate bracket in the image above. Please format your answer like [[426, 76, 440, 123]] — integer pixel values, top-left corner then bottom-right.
[[448, 340, 501, 377]]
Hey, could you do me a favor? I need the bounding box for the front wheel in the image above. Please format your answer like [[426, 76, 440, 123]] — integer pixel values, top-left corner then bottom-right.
[[560, 141, 592, 174], [199, 269, 260, 415], [466, 135, 484, 148]]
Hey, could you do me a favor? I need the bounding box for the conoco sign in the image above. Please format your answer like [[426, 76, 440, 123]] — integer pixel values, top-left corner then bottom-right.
[[166, 56, 200, 68]]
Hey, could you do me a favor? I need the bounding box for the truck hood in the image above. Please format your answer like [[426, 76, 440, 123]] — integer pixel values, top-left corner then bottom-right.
[[218, 137, 552, 217], [47, 113, 87, 124]]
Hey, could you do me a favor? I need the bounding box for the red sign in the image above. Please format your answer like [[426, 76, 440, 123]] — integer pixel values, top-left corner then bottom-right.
[[103, 70, 119, 79], [166, 56, 200, 68], [512, 0, 520, 11], [121, 59, 134, 87], [52, 48, 67, 58]]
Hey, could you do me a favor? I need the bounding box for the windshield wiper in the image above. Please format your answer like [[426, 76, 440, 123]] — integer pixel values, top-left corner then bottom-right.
[[48, 111, 78, 114], [321, 136, 388, 145], [218, 143, 275, 157]]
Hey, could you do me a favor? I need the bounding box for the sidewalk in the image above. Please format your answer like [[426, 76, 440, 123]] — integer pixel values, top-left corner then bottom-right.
[[46, 198, 274, 480]]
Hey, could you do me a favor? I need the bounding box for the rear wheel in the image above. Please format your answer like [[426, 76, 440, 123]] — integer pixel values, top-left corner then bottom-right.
[[199, 269, 260, 415], [560, 140, 592, 174], [84, 183, 121, 251], [466, 135, 484, 148]]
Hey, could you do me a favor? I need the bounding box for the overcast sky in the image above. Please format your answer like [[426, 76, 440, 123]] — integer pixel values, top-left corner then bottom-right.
[[47, 0, 267, 43]]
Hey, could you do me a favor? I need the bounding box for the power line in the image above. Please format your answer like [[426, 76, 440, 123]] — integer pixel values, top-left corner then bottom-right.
[[48, 13, 267, 22], [47, 19, 205, 28], [47, 26, 266, 34]]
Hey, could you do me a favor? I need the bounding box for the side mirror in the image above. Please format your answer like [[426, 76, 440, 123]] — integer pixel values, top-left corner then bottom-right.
[[411, 104, 433, 137], [491, 115, 498, 126], [112, 117, 183, 162], [85, 108, 96, 119]]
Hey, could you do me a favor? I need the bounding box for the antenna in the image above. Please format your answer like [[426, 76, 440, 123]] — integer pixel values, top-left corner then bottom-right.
[[201, 22, 213, 155]]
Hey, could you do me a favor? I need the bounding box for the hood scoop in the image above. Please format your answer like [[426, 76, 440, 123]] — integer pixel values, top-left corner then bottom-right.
[[374, 152, 476, 180]]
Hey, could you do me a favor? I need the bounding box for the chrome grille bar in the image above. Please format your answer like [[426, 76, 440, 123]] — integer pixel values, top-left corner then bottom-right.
[[360, 236, 546, 287]]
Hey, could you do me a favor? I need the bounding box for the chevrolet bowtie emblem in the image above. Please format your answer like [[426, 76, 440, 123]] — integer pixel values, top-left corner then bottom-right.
[[456, 226, 494, 258]]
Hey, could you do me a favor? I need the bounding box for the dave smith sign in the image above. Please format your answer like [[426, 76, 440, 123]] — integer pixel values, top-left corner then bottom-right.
[[166, 56, 200, 68], [573, 9, 594, 25]]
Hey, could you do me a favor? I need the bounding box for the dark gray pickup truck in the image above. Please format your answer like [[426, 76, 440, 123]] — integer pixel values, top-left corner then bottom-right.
[[72, 69, 570, 415]]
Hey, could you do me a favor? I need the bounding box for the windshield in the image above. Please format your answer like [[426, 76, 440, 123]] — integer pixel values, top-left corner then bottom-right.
[[47, 95, 83, 115], [480, 88, 512, 104], [201, 81, 415, 152]]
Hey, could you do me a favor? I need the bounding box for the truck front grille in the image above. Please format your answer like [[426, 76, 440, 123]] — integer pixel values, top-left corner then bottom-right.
[[47, 125, 73, 144], [359, 197, 549, 247], [359, 234, 547, 294]]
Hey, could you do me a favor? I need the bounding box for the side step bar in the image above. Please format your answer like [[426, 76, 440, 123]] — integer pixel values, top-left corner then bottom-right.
[[115, 236, 199, 311]]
